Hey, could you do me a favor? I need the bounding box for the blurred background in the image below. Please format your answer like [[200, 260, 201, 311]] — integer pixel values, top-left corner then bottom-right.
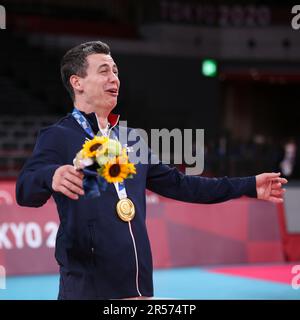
[[0, 0, 300, 299]]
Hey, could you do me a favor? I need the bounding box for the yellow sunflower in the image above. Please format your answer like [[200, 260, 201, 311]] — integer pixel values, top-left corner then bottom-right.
[[102, 156, 136, 183], [127, 163, 136, 175], [82, 136, 109, 158]]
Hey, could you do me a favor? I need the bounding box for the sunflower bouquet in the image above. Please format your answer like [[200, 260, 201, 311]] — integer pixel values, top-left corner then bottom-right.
[[73, 136, 136, 198]]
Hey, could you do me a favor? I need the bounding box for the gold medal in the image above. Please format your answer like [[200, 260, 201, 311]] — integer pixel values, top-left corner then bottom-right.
[[116, 198, 135, 222]]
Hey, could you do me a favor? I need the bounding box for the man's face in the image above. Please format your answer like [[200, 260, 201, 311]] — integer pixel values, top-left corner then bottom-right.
[[76, 53, 120, 112]]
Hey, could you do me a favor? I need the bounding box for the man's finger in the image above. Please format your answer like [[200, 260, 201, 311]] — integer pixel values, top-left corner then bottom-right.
[[72, 168, 84, 178], [268, 196, 284, 203], [62, 180, 84, 196], [271, 177, 288, 184], [272, 182, 282, 189], [64, 172, 84, 189], [65, 165, 83, 177], [265, 172, 281, 180], [270, 189, 285, 197], [61, 165, 83, 178], [59, 186, 79, 200]]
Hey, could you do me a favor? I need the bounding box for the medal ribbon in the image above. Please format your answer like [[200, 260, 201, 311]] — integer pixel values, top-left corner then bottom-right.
[[72, 107, 128, 201]]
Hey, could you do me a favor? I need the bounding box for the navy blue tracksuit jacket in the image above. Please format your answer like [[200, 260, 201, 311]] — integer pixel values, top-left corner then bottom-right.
[[16, 112, 257, 299]]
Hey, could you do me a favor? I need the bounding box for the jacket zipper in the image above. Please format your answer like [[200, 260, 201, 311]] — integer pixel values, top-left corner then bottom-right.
[[128, 221, 142, 297]]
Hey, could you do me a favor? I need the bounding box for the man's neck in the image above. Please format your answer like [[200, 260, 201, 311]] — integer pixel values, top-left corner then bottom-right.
[[74, 102, 110, 129], [96, 115, 109, 130]]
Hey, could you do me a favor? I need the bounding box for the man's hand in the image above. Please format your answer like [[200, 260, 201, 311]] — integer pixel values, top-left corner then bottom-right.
[[52, 165, 84, 200], [256, 172, 288, 203]]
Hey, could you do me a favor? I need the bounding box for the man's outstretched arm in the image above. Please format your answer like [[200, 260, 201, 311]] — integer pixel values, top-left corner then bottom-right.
[[146, 162, 287, 204]]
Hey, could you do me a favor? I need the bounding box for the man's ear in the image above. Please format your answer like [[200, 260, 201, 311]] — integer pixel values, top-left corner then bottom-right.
[[70, 75, 83, 93]]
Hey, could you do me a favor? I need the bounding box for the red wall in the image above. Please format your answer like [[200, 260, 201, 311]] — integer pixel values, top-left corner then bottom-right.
[[0, 181, 288, 276]]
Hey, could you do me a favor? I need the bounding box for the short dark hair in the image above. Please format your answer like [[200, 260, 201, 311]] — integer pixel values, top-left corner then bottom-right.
[[60, 41, 111, 101]]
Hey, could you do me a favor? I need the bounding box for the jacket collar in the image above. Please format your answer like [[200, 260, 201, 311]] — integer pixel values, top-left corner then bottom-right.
[[108, 113, 120, 129], [79, 111, 120, 134]]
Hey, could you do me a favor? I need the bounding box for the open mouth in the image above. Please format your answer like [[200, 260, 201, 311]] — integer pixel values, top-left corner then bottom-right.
[[106, 88, 118, 96]]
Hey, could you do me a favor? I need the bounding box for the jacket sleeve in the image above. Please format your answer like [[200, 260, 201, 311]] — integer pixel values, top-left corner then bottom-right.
[[146, 161, 257, 204], [16, 126, 64, 207]]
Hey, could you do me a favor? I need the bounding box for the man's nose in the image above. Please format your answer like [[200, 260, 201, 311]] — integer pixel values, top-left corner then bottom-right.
[[108, 71, 119, 83]]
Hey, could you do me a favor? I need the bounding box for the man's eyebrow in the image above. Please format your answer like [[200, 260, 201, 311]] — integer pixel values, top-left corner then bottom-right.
[[97, 63, 118, 71]]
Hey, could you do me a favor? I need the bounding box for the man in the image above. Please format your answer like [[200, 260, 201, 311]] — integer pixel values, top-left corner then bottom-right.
[[16, 41, 287, 300]]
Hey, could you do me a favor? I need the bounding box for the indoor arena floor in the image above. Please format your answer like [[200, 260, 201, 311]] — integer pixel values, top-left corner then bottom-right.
[[0, 263, 299, 300]]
